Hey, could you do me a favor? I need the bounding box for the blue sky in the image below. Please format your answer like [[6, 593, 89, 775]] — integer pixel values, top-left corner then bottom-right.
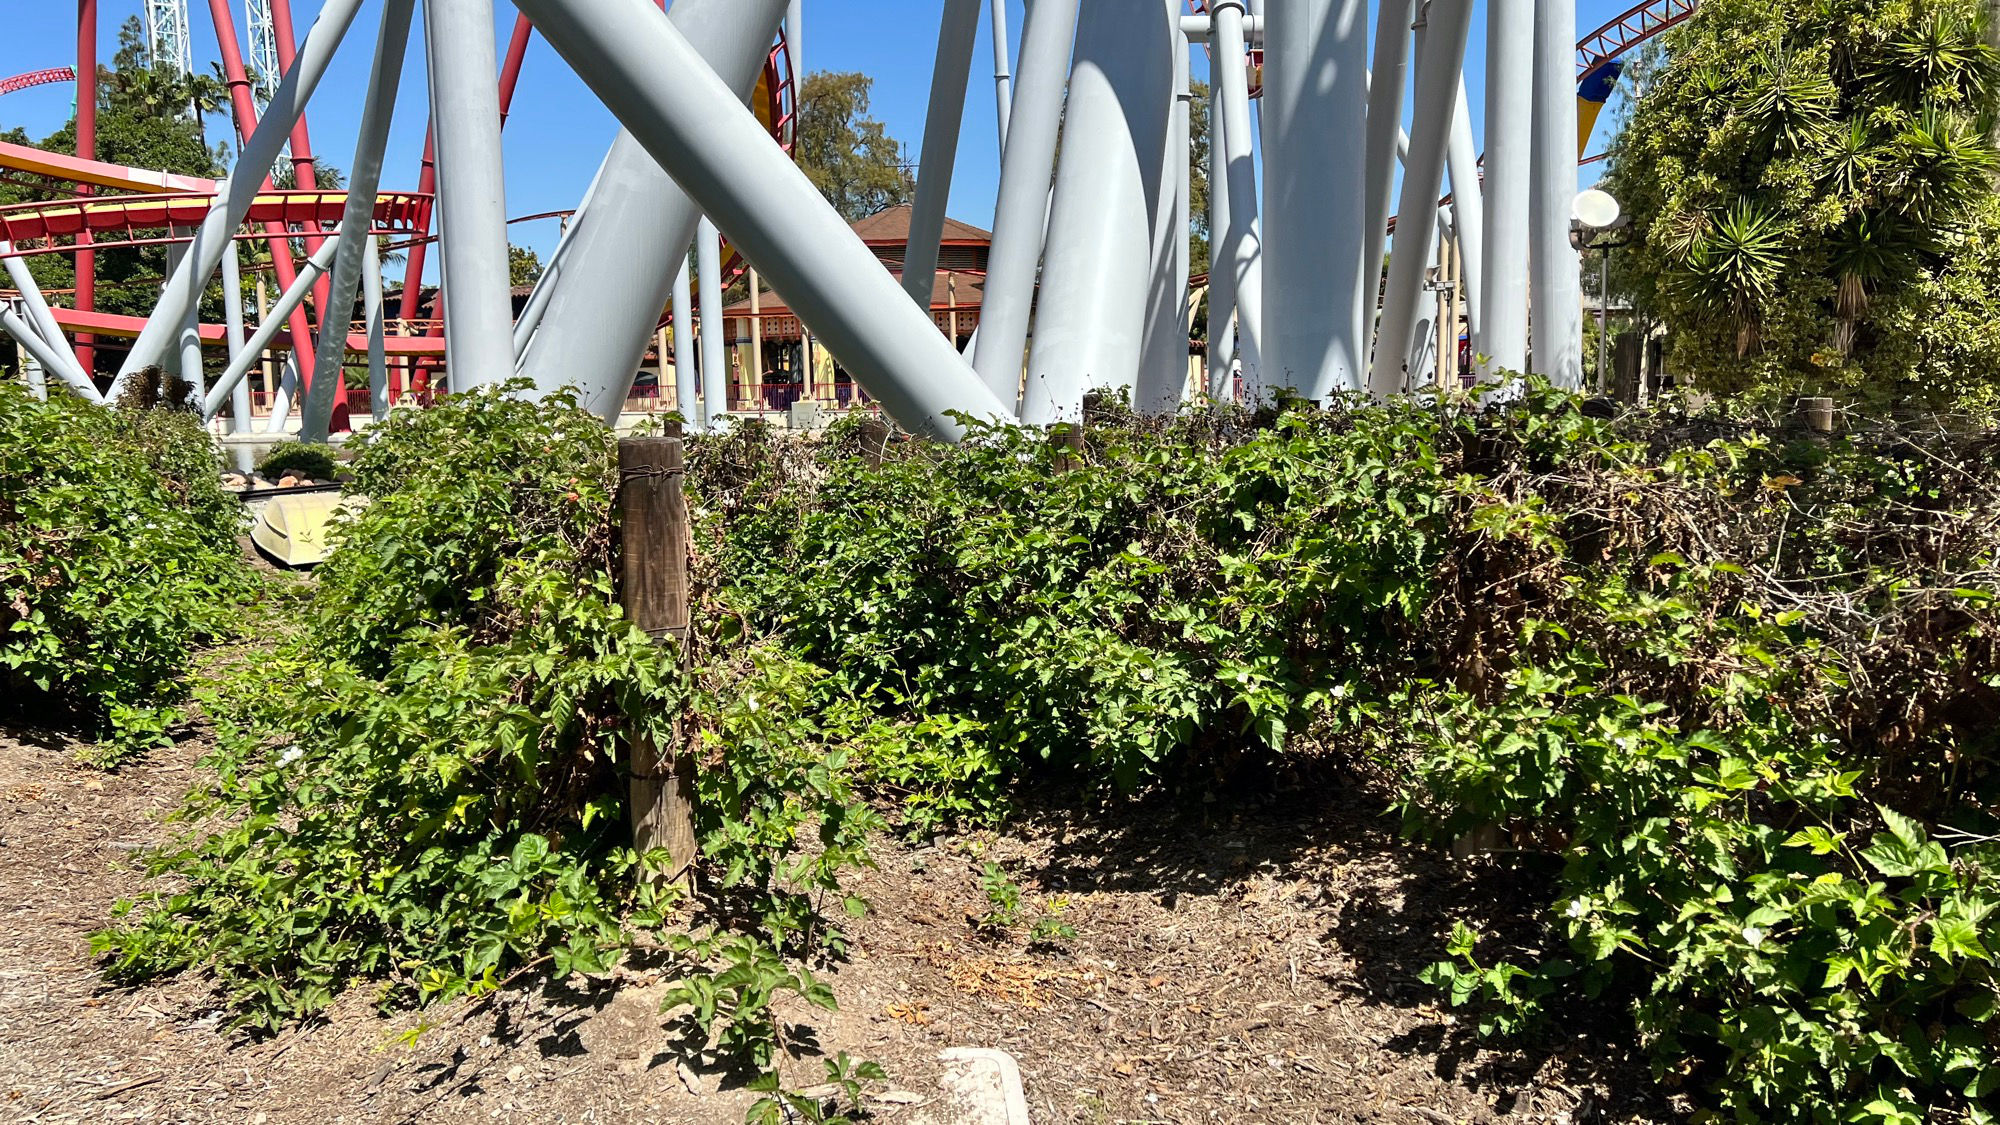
[[2, 0, 1640, 268]]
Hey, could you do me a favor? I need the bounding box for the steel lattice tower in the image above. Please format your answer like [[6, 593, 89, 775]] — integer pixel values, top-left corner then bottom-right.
[[142, 0, 196, 79], [244, 0, 283, 106]]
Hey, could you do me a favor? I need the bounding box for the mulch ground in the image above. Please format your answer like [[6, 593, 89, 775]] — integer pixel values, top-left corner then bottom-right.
[[0, 723, 1680, 1124]]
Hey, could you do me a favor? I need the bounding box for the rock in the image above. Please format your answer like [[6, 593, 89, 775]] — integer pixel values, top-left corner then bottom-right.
[[278, 475, 301, 488]]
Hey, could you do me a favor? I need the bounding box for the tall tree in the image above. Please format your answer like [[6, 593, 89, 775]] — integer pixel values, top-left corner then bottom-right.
[[1603, 0, 2000, 410], [795, 72, 915, 221], [509, 245, 544, 289]]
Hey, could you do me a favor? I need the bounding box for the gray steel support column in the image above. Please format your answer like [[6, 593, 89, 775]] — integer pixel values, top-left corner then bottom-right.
[[423, 0, 514, 391], [363, 234, 388, 419], [0, 304, 99, 402], [989, 0, 1013, 149], [264, 354, 300, 433], [204, 236, 342, 418], [1136, 16, 1191, 414], [1, 245, 86, 384], [511, 262, 559, 360], [903, 0, 982, 310], [21, 339, 47, 401], [303, 0, 414, 442], [161, 238, 202, 393], [177, 293, 205, 398], [511, 0, 1013, 438], [1368, 0, 1472, 397], [1021, 0, 1174, 424], [696, 217, 727, 431], [1263, 0, 1368, 399], [222, 239, 254, 428], [1362, 0, 1416, 335], [114, 0, 366, 391], [672, 253, 697, 419], [971, 0, 1080, 406], [1480, 0, 1531, 379], [515, 0, 789, 419], [1530, 0, 1581, 387], [1206, 84, 1235, 401], [1446, 74, 1484, 344], [1210, 0, 1265, 394], [787, 0, 804, 80]]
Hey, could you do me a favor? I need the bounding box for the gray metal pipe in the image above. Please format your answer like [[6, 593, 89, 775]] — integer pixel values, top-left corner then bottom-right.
[[515, 0, 789, 420], [1136, 15, 1192, 414], [1530, 0, 1582, 388], [0, 303, 100, 403], [787, 0, 804, 81], [1369, 0, 1473, 397], [989, 0, 1013, 150], [303, 0, 414, 442], [264, 354, 301, 434], [1178, 13, 1262, 39], [511, 260, 559, 361], [672, 253, 697, 420], [204, 235, 342, 419], [696, 216, 727, 431], [362, 234, 388, 420], [1, 244, 87, 386], [903, 0, 983, 310], [971, 0, 1080, 407], [1480, 0, 1532, 379], [1446, 74, 1484, 345], [1361, 0, 1416, 347], [1210, 0, 1265, 394], [222, 239, 253, 428], [424, 0, 515, 392], [1263, 0, 1368, 400], [1206, 84, 1235, 401], [1022, 0, 1174, 423], [20, 340, 46, 401], [114, 0, 366, 391]]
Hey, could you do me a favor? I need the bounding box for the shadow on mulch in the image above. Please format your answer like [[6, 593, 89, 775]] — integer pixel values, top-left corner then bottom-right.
[[997, 766, 1667, 1118]]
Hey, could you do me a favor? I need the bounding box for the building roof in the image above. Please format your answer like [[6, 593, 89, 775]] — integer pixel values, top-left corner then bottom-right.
[[848, 204, 993, 246], [722, 268, 984, 317]]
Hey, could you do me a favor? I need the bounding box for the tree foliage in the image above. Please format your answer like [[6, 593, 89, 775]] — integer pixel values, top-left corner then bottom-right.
[[508, 244, 544, 289], [1602, 0, 2000, 411], [795, 71, 914, 221]]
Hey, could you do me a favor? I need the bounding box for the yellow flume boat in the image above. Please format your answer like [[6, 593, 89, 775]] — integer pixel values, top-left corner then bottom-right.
[[249, 491, 364, 568]]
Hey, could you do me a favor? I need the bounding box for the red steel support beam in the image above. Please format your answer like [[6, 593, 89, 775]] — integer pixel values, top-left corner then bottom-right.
[[207, 0, 324, 401], [75, 0, 97, 374]]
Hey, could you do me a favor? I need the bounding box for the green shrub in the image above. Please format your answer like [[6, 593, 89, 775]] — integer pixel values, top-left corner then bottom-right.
[[96, 386, 880, 1048], [692, 387, 2000, 1123], [254, 441, 339, 483], [0, 384, 252, 759]]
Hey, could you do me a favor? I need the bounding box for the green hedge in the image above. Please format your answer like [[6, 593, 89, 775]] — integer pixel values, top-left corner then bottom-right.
[[0, 385, 252, 759]]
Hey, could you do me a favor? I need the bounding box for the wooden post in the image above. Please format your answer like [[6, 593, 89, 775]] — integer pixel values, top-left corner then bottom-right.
[[856, 416, 891, 468], [1613, 331, 1643, 405], [1797, 397, 1836, 434], [618, 425, 698, 885], [1049, 422, 1085, 472]]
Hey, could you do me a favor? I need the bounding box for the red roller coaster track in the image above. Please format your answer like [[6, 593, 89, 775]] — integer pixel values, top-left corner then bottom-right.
[[0, 68, 77, 98], [1577, 0, 1699, 73]]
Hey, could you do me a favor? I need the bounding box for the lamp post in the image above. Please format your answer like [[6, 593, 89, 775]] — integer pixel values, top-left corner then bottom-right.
[[1570, 189, 1630, 393]]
